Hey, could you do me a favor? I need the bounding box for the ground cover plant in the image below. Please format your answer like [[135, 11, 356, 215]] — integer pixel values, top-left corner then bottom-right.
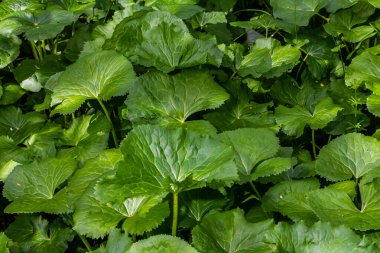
[[0, 0, 380, 252]]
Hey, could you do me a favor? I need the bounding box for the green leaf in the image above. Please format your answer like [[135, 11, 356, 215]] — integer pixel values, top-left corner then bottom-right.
[[316, 133, 380, 181], [0, 0, 44, 21], [126, 70, 229, 124], [0, 83, 25, 105], [204, 81, 276, 131], [204, 0, 237, 12], [190, 12, 227, 29], [104, 11, 222, 72], [0, 106, 45, 144], [324, 8, 376, 43], [0, 233, 10, 253], [309, 179, 380, 231], [59, 112, 110, 163], [266, 221, 368, 252], [50, 50, 136, 115], [95, 229, 132, 253], [252, 157, 292, 180], [369, 0, 380, 8], [127, 235, 198, 253], [5, 215, 74, 253], [367, 94, 380, 117], [262, 178, 319, 223], [325, 0, 358, 13], [179, 189, 228, 228], [3, 157, 77, 213], [95, 125, 237, 207], [270, 0, 328, 26], [0, 10, 77, 40], [345, 45, 380, 91], [192, 209, 274, 253], [0, 34, 21, 69], [275, 97, 343, 137], [219, 128, 281, 181]]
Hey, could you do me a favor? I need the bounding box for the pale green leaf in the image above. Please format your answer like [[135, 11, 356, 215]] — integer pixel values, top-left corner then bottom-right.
[[251, 157, 293, 180], [192, 209, 274, 253], [369, 0, 380, 8], [104, 11, 222, 72], [0, 0, 44, 21], [51, 50, 136, 115], [3, 157, 77, 213], [126, 70, 229, 124], [266, 221, 368, 252], [262, 178, 319, 223], [270, 0, 328, 26], [0, 10, 77, 40], [0, 233, 10, 253], [275, 97, 343, 137], [316, 133, 380, 181], [190, 12, 227, 29], [127, 235, 198, 253], [0, 34, 21, 69], [367, 94, 380, 117], [5, 215, 74, 253], [345, 45, 380, 91], [96, 229, 132, 253]]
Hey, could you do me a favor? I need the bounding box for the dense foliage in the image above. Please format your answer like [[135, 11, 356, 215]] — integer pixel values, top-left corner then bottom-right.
[[0, 0, 380, 252]]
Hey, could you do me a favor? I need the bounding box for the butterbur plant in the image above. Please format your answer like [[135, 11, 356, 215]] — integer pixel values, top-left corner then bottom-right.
[[1, 0, 380, 252]]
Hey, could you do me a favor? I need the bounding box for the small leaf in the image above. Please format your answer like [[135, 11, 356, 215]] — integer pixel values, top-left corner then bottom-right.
[[0, 34, 21, 69], [50, 50, 136, 115], [192, 209, 274, 253], [127, 235, 198, 253], [190, 12, 227, 29]]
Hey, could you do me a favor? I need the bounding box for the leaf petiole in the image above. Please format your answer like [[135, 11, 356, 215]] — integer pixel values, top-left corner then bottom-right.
[[172, 192, 179, 237], [97, 98, 119, 148]]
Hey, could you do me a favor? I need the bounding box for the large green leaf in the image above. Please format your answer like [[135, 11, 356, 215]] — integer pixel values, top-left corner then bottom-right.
[[0, 0, 44, 21], [95, 125, 237, 208], [262, 178, 319, 223], [275, 97, 343, 137], [316, 133, 380, 181], [3, 157, 77, 213], [126, 70, 229, 124], [5, 215, 74, 253], [92, 229, 132, 253], [50, 50, 136, 115], [219, 128, 290, 182], [127, 235, 198, 253], [0, 10, 77, 40], [324, 8, 376, 43], [309, 179, 380, 231], [270, 0, 328, 26], [266, 221, 369, 252], [0, 233, 10, 253], [0, 34, 21, 69], [192, 209, 274, 253], [325, 0, 359, 13], [104, 11, 223, 72], [345, 45, 380, 91]]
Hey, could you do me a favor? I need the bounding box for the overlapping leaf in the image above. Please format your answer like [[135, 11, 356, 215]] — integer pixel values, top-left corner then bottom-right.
[[126, 70, 229, 125], [128, 235, 198, 253], [104, 11, 223, 72]]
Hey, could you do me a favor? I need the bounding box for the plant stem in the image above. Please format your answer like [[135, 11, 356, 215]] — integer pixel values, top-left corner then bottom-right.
[[249, 181, 262, 200], [295, 53, 309, 80], [97, 98, 119, 148], [77, 232, 92, 252], [171, 192, 179, 237], [29, 41, 40, 65], [311, 129, 317, 160]]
